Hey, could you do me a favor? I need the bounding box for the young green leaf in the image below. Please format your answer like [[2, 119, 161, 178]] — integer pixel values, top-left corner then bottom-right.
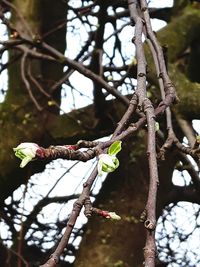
[[13, 142, 39, 168], [108, 141, 122, 156], [97, 154, 120, 176]]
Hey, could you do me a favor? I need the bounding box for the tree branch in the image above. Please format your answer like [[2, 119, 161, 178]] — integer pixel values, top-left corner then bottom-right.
[[167, 184, 200, 206]]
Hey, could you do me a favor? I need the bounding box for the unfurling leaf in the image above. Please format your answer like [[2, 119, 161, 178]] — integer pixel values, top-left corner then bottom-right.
[[108, 141, 122, 156], [13, 142, 39, 168], [98, 154, 119, 176], [107, 212, 121, 220]]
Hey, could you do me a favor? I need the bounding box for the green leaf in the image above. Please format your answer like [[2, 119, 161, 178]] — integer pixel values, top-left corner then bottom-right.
[[102, 158, 119, 173], [98, 154, 120, 176], [20, 156, 32, 168], [108, 141, 122, 156]]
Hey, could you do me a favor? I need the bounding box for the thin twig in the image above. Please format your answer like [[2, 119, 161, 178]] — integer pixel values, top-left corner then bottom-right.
[[21, 51, 42, 111], [41, 42, 130, 106]]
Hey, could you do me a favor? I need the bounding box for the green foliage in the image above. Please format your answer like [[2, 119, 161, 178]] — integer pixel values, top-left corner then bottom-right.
[[98, 141, 122, 176], [108, 141, 122, 156], [13, 143, 38, 168]]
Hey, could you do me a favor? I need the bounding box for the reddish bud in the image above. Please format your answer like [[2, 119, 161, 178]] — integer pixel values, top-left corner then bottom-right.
[[36, 148, 46, 158]]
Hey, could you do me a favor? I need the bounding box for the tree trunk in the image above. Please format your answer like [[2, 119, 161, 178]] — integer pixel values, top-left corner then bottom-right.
[[0, 0, 67, 203]]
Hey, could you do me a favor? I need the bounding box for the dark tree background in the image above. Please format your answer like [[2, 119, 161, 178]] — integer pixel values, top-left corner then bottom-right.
[[0, 0, 200, 266]]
